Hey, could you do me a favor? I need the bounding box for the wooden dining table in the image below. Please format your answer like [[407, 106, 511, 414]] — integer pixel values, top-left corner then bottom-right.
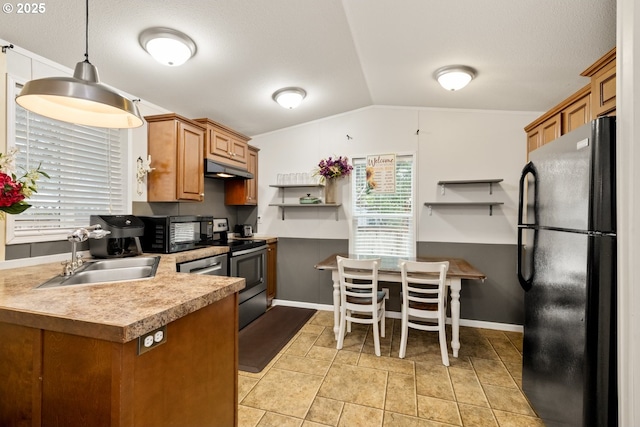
[[314, 253, 487, 358]]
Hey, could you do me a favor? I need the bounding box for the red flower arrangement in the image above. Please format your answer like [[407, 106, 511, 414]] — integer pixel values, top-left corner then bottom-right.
[[0, 148, 48, 216]]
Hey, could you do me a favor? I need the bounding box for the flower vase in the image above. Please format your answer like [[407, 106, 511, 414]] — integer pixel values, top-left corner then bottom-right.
[[324, 179, 337, 204]]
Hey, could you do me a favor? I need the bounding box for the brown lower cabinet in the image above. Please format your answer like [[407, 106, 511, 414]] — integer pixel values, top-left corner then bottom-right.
[[0, 294, 238, 427], [267, 241, 277, 306]]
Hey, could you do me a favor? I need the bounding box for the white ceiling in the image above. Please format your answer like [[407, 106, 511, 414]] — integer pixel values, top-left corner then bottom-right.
[[1, 0, 616, 136]]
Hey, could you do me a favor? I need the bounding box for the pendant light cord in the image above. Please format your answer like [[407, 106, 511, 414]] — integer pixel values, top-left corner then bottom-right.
[[84, 0, 89, 63]]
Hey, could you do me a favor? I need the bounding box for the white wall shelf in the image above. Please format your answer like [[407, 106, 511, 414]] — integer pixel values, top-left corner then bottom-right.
[[424, 202, 504, 216], [427, 179, 504, 216], [437, 179, 503, 195]]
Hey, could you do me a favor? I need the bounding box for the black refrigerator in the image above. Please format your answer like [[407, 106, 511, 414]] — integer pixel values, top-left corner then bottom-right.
[[517, 116, 617, 427]]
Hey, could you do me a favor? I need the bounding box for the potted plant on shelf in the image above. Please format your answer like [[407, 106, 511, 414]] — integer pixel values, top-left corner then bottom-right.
[[313, 156, 353, 204]]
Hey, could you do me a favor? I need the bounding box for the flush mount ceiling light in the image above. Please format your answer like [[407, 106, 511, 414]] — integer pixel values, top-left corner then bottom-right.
[[139, 27, 196, 67], [272, 87, 307, 109], [15, 0, 143, 128], [434, 65, 477, 91]]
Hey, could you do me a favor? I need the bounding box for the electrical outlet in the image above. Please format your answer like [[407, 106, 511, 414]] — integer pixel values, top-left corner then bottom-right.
[[137, 326, 167, 355]]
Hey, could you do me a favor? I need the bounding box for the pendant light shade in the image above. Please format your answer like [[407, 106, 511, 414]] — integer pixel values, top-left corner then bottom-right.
[[272, 87, 306, 109], [434, 65, 477, 91], [16, 62, 144, 128], [15, 0, 144, 128]]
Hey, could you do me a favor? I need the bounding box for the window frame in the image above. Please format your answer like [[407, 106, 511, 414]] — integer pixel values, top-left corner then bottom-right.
[[349, 152, 417, 258], [5, 75, 131, 244]]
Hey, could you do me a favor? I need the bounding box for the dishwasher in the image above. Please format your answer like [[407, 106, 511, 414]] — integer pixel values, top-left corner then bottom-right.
[[176, 253, 228, 275]]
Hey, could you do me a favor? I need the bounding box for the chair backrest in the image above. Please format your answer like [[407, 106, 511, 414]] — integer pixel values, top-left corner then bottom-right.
[[336, 256, 380, 302], [400, 260, 449, 311]]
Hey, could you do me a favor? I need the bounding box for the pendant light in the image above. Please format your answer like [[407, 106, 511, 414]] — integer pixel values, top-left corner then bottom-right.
[[15, 0, 144, 128]]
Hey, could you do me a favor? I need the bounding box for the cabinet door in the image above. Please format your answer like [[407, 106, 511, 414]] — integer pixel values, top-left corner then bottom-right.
[[209, 128, 233, 159], [591, 59, 616, 117], [562, 93, 591, 134], [527, 113, 562, 154], [230, 138, 249, 165], [208, 128, 248, 167], [177, 121, 204, 201], [225, 145, 258, 205], [266, 242, 277, 306]]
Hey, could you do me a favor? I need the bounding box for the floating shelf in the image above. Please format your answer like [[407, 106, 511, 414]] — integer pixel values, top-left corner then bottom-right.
[[424, 202, 504, 216], [437, 179, 503, 195], [268, 203, 342, 220], [269, 184, 340, 220]]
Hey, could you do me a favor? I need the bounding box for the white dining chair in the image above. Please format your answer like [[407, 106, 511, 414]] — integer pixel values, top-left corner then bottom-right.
[[336, 256, 388, 357], [399, 260, 450, 366]]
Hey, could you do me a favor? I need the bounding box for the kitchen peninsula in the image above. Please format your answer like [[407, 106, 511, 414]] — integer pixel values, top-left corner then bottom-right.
[[0, 247, 243, 427]]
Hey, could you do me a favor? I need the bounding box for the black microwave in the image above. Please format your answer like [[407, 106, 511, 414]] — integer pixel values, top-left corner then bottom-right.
[[138, 215, 214, 253]]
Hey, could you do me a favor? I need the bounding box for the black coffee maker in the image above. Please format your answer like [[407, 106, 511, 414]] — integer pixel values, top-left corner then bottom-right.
[[89, 215, 145, 258]]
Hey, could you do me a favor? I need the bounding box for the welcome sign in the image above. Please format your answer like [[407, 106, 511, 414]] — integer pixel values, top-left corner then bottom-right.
[[366, 154, 396, 193]]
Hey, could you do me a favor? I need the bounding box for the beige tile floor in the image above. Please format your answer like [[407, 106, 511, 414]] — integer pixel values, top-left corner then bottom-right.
[[238, 310, 545, 427]]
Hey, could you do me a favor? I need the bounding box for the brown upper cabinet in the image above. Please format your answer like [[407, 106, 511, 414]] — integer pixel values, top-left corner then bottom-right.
[[225, 145, 259, 205], [146, 114, 205, 202], [525, 47, 615, 154], [582, 48, 616, 118], [194, 118, 251, 169]]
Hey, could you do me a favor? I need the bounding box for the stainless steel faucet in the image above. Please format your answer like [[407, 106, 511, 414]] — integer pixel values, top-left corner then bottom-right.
[[63, 224, 111, 275]]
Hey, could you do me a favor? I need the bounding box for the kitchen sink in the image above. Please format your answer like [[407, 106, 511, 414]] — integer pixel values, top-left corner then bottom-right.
[[82, 256, 160, 270], [37, 256, 161, 289]]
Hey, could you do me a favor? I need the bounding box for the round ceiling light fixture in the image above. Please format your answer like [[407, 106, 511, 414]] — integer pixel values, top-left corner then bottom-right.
[[272, 87, 307, 109], [434, 65, 477, 91], [139, 27, 197, 66]]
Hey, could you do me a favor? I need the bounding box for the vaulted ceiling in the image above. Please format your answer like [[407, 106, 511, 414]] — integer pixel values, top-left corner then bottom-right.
[[1, 0, 616, 136]]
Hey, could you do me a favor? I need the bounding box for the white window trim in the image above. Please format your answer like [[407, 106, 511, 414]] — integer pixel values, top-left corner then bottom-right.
[[5, 74, 132, 244], [349, 152, 417, 257]]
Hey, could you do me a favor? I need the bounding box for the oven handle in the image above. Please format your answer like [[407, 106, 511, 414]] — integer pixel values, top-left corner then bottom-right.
[[231, 246, 266, 257], [190, 262, 224, 275]]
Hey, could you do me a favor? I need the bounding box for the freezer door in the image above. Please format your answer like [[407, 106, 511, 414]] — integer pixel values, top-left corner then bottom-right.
[[523, 228, 588, 426], [528, 123, 592, 231]]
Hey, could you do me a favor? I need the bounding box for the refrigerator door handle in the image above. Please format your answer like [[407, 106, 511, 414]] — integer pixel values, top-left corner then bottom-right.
[[518, 161, 538, 226], [517, 226, 534, 291], [517, 161, 537, 291]]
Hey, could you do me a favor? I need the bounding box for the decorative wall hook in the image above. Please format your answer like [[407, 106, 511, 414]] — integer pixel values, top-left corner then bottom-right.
[[136, 155, 154, 195]]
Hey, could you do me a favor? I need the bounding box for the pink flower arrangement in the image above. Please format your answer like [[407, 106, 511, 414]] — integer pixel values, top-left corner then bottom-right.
[[313, 156, 353, 183], [0, 148, 48, 216]]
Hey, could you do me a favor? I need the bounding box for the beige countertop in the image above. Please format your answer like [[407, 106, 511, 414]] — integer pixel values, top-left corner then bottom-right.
[[0, 247, 244, 343]]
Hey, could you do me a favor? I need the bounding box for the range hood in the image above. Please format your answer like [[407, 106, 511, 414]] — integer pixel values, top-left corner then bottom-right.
[[204, 159, 254, 179]]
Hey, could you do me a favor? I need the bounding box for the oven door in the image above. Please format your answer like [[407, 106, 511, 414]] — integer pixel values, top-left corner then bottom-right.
[[230, 247, 266, 303], [177, 253, 228, 275]]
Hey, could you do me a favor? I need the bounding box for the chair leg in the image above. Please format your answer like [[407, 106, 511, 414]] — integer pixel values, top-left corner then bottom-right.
[[399, 307, 408, 359], [380, 306, 386, 338], [438, 320, 450, 366], [372, 319, 381, 357], [337, 308, 347, 350]]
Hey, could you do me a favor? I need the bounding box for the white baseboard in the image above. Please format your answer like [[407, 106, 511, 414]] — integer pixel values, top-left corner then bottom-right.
[[271, 299, 523, 333]]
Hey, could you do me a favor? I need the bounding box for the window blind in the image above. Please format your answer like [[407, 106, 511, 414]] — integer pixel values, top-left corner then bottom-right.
[[351, 155, 416, 257], [7, 81, 126, 243]]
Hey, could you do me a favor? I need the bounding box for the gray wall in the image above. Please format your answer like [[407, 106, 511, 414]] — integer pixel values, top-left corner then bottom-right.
[[276, 238, 524, 326], [6, 178, 258, 260]]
